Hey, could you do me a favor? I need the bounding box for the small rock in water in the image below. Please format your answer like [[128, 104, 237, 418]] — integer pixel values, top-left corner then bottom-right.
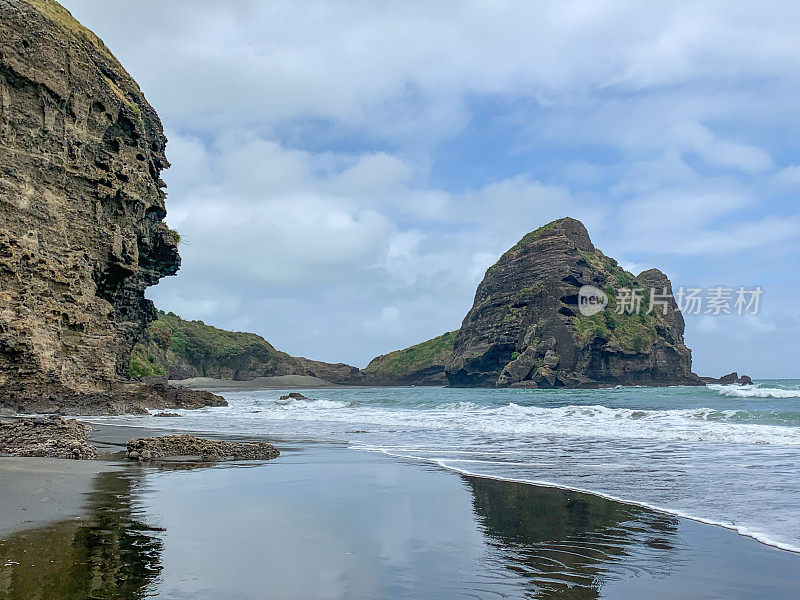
[[279, 392, 309, 401], [153, 412, 181, 418]]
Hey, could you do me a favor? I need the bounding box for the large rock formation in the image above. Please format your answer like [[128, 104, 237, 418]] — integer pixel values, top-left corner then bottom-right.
[[446, 218, 701, 388], [361, 331, 456, 386], [0, 1, 222, 411]]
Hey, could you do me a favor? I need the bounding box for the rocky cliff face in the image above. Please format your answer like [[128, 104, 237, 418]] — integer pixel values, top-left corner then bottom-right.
[[446, 218, 700, 388], [0, 1, 221, 410]]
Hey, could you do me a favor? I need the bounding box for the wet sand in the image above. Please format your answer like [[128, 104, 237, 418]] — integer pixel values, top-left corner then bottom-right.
[[1, 431, 799, 599], [168, 375, 341, 391], [0, 457, 119, 537]]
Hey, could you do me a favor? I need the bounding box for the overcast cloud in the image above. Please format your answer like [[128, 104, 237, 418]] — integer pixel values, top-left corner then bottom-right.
[[63, 0, 800, 376]]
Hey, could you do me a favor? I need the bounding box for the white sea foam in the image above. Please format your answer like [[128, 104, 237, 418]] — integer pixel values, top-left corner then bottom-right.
[[206, 396, 800, 446], [112, 395, 800, 447], [88, 384, 800, 555], [708, 384, 800, 399]]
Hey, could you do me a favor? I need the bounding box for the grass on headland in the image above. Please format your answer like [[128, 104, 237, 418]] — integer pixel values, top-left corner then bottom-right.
[[149, 311, 290, 367], [363, 331, 457, 376]]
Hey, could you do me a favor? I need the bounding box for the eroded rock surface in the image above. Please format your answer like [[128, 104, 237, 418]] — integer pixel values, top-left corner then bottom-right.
[[126, 434, 280, 462], [0, 0, 180, 403], [0, 1, 225, 413], [0, 380, 226, 415], [0, 415, 98, 459], [446, 218, 701, 388]]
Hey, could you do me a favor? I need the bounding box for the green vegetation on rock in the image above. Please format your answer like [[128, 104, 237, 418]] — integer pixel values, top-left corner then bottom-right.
[[572, 309, 654, 353], [363, 331, 457, 377], [508, 219, 563, 254], [149, 311, 292, 372], [128, 344, 164, 380], [21, 0, 126, 73], [579, 250, 638, 290], [166, 228, 182, 246], [140, 312, 361, 384], [571, 255, 667, 353]]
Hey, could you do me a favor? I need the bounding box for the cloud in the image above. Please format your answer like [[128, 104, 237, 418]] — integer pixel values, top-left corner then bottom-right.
[[58, 0, 800, 375], [64, 0, 800, 144], [676, 215, 800, 256], [364, 307, 402, 336], [774, 165, 800, 186], [667, 121, 772, 173]]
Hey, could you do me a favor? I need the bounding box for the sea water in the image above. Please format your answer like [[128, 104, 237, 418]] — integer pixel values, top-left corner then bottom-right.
[[90, 380, 800, 553]]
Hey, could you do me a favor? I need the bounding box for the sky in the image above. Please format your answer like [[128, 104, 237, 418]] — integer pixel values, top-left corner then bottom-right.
[[62, 0, 800, 377]]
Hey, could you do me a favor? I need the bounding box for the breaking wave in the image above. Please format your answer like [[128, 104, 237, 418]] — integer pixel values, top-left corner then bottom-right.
[[87, 381, 800, 553], [708, 384, 800, 399]]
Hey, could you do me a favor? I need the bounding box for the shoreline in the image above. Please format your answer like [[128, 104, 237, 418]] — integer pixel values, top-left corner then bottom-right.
[[10, 415, 798, 558], [1, 428, 798, 598], [166, 376, 727, 393], [367, 446, 800, 555], [168, 375, 344, 391], [77, 394, 800, 558]]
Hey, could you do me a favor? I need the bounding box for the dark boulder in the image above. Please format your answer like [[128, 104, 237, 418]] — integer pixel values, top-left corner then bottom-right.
[[699, 372, 753, 385]]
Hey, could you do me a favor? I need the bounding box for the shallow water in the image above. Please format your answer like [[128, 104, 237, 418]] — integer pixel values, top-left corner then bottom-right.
[[1, 445, 799, 599], [87, 380, 800, 552]]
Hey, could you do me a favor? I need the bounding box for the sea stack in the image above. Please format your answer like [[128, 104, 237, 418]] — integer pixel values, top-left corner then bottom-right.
[[0, 1, 178, 397], [446, 218, 700, 388]]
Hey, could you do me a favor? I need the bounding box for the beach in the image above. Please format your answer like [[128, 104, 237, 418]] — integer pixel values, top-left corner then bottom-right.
[[2, 418, 800, 599], [85, 381, 800, 551], [168, 375, 344, 392]]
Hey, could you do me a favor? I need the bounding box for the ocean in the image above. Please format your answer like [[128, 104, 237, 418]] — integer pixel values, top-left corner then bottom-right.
[[89, 380, 800, 553]]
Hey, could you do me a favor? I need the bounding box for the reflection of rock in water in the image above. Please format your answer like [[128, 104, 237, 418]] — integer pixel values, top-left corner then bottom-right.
[[464, 475, 681, 599], [0, 470, 162, 600]]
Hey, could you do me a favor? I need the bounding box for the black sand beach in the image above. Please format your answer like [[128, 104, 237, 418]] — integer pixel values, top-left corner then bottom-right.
[[1, 425, 799, 599]]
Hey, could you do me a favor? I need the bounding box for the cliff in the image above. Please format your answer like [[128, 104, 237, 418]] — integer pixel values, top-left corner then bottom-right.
[[446, 218, 701, 388], [139, 217, 701, 391], [137, 312, 363, 385], [361, 331, 456, 386], [139, 312, 454, 387], [0, 0, 222, 412]]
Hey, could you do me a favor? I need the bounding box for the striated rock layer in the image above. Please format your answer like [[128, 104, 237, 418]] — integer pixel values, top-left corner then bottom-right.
[[446, 218, 702, 388], [0, 0, 223, 411]]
